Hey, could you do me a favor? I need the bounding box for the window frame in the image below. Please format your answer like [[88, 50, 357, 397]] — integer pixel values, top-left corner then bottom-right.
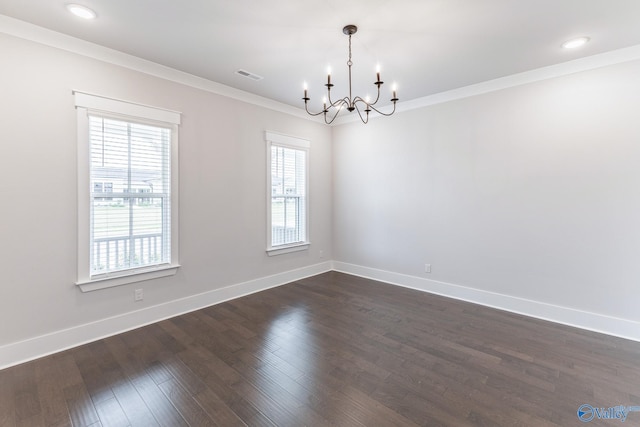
[[265, 131, 310, 256], [74, 91, 181, 291]]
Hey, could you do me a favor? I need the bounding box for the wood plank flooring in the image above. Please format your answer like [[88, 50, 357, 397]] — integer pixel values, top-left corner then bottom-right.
[[2, 271, 640, 426]]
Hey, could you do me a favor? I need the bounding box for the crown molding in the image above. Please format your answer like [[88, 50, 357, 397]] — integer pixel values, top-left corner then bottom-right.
[[3, 14, 640, 127], [403, 44, 640, 109], [334, 43, 640, 125], [0, 14, 316, 122]]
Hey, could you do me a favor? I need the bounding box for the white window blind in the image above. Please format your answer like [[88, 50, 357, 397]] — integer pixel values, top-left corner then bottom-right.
[[89, 115, 171, 276], [266, 132, 310, 255]]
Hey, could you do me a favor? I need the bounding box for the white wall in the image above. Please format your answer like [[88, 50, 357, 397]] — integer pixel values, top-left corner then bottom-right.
[[0, 33, 332, 360], [333, 59, 640, 333]]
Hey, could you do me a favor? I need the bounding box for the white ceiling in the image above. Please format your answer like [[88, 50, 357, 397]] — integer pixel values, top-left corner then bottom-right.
[[2, 0, 640, 112]]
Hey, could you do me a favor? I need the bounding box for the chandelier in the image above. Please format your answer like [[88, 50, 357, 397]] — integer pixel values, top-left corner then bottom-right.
[[303, 25, 399, 124]]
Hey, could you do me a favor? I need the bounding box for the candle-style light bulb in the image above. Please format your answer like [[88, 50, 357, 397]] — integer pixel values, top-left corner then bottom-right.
[[303, 82, 308, 99], [392, 83, 397, 100], [376, 64, 381, 82], [323, 97, 327, 111], [327, 66, 332, 85]]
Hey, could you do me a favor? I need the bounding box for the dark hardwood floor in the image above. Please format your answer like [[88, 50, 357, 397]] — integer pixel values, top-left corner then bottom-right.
[[2, 272, 640, 426]]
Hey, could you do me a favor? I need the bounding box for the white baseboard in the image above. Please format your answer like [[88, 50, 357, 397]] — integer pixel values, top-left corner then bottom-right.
[[332, 261, 640, 343], [3, 260, 638, 370], [0, 262, 332, 370]]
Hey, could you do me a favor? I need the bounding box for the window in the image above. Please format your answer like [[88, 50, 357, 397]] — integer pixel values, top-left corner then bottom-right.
[[75, 92, 180, 291], [266, 131, 310, 256]]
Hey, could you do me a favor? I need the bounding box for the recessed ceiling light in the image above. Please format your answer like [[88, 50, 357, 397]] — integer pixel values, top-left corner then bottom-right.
[[562, 37, 590, 49], [66, 4, 97, 20]]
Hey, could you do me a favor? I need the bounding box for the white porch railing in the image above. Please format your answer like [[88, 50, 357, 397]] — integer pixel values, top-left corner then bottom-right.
[[92, 233, 164, 274], [272, 226, 302, 246]]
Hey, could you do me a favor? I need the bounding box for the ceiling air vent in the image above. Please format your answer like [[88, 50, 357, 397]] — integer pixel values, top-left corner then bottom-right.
[[235, 69, 263, 81]]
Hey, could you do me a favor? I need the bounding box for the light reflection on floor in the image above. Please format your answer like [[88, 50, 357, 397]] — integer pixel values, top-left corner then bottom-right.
[[255, 304, 321, 414]]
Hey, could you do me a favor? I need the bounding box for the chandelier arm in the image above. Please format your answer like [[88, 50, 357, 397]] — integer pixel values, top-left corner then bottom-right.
[[304, 102, 328, 117], [352, 96, 367, 105], [320, 97, 350, 124], [326, 88, 337, 107], [324, 105, 345, 124], [352, 102, 370, 124], [328, 97, 349, 110], [352, 96, 370, 114], [370, 83, 383, 106], [366, 101, 398, 117]]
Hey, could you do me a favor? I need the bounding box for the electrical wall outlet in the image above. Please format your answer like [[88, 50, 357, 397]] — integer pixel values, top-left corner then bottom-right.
[[134, 288, 143, 302], [424, 264, 431, 273], [319, 250, 324, 258]]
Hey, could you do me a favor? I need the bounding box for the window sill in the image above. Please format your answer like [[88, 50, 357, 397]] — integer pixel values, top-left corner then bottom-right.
[[266, 243, 310, 257], [76, 264, 180, 292]]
